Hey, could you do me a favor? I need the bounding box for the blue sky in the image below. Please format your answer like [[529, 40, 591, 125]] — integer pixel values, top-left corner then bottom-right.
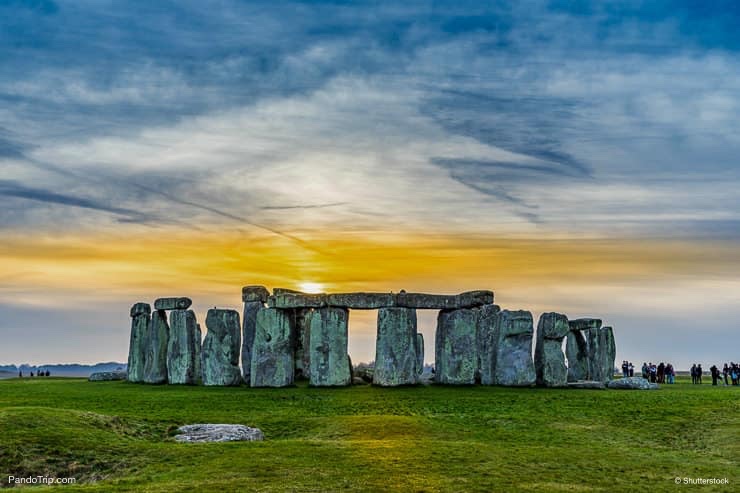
[[1, 1, 739, 368]]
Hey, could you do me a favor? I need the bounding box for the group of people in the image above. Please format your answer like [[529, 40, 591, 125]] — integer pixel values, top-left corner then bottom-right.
[[640, 362, 675, 384], [18, 369, 50, 378], [620, 361, 635, 377], [707, 363, 739, 386]]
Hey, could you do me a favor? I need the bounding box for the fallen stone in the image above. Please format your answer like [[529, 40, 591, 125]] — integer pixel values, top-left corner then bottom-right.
[[566, 330, 590, 382], [435, 308, 478, 385], [268, 293, 327, 309], [293, 308, 313, 380], [241, 301, 262, 384], [251, 308, 294, 387], [127, 303, 150, 383], [534, 313, 569, 387], [415, 333, 424, 376], [309, 307, 351, 387], [354, 366, 374, 383], [568, 318, 602, 332], [374, 307, 418, 386], [143, 310, 169, 384], [327, 292, 396, 309], [88, 371, 127, 381], [154, 297, 193, 311], [607, 377, 659, 390], [567, 381, 606, 390], [175, 424, 264, 443], [242, 285, 270, 303], [477, 304, 501, 385], [167, 309, 202, 385], [495, 310, 536, 386], [202, 309, 242, 386]]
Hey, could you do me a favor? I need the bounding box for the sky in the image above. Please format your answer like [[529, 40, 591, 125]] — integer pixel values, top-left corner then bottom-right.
[[1, 0, 739, 369]]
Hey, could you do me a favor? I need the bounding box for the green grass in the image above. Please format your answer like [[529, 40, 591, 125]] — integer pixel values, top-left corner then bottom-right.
[[0, 377, 737, 492]]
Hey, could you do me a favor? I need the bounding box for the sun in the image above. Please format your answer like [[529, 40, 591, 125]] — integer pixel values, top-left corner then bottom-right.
[[298, 282, 324, 294]]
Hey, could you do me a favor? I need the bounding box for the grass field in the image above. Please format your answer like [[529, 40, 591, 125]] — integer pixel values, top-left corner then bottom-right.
[[0, 377, 737, 492]]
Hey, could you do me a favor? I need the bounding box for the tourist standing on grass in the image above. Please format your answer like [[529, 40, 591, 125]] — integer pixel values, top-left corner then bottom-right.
[[691, 364, 697, 384], [628, 362, 634, 377], [621, 361, 629, 378], [710, 365, 719, 385], [657, 362, 665, 383], [18, 370, 22, 378], [723, 364, 730, 386], [665, 363, 674, 384], [642, 362, 649, 379], [696, 364, 703, 384]]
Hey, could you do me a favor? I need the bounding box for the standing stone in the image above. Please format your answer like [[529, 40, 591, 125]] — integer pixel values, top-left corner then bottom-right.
[[292, 308, 313, 380], [495, 310, 536, 386], [586, 326, 616, 383], [202, 309, 242, 386], [435, 308, 478, 385], [476, 304, 501, 385], [251, 308, 294, 387], [143, 309, 169, 384], [242, 285, 270, 303], [127, 303, 151, 383], [565, 318, 601, 382], [241, 301, 263, 384], [309, 307, 351, 386], [374, 307, 418, 386], [534, 312, 569, 387], [415, 333, 424, 376], [167, 309, 202, 385]]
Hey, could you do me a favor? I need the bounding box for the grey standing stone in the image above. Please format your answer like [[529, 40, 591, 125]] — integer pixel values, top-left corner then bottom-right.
[[476, 304, 501, 385], [143, 309, 169, 384], [309, 307, 351, 387], [587, 326, 616, 383], [154, 297, 192, 311], [251, 308, 294, 387], [241, 301, 263, 384], [495, 310, 536, 386], [127, 302, 150, 383], [167, 309, 202, 385], [415, 333, 424, 376], [435, 308, 478, 385], [534, 312, 569, 387], [566, 330, 590, 382], [202, 309, 242, 386], [292, 308, 313, 380], [374, 307, 418, 386]]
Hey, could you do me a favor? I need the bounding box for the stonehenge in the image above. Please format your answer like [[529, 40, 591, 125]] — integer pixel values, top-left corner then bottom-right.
[[125, 286, 617, 389]]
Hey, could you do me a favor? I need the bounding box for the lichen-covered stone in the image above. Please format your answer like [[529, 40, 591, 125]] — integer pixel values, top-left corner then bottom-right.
[[586, 326, 616, 383], [566, 330, 590, 382], [251, 308, 294, 387], [495, 310, 536, 386], [88, 371, 127, 381], [127, 303, 150, 383], [202, 309, 242, 386], [175, 424, 264, 442], [167, 309, 202, 385], [435, 308, 478, 385], [534, 313, 569, 387], [242, 285, 270, 303], [154, 297, 192, 311], [241, 301, 262, 384], [309, 307, 351, 387], [292, 308, 313, 380], [415, 333, 424, 375], [268, 293, 327, 309], [143, 309, 169, 384], [607, 377, 658, 390], [457, 290, 495, 308], [477, 304, 501, 385], [568, 318, 602, 332], [374, 307, 418, 386]]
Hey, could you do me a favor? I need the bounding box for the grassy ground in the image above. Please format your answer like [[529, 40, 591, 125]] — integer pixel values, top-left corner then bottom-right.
[[0, 377, 737, 492]]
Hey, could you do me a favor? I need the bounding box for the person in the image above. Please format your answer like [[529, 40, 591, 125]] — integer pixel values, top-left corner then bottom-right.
[[710, 365, 719, 385], [691, 364, 697, 384], [665, 363, 674, 384], [30, 371, 34, 377], [731, 363, 738, 386], [18, 370, 22, 378], [628, 362, 634, 377], [697, 364, 703, 384], [622, 361, 629, 378], [649, 363, 657, 383], [642, 362, 649, 379], [657, 362, 665, 384], [46, 370, 50, 377], [723, 364, 730, 386]]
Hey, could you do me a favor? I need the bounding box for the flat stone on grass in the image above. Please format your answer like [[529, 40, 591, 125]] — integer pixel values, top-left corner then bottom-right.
[[175, 424, 264, 442]]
